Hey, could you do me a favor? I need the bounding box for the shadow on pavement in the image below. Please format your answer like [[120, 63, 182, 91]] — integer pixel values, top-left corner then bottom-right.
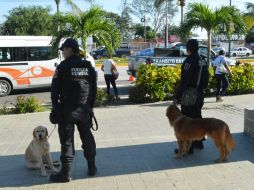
[[1, 133, 253, 187]]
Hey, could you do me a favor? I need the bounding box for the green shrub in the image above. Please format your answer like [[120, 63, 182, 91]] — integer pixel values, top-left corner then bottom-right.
[[14, 96, 42, 113], [129, 63, 254, 103], [129, 65, 181, 102], [95, 88, 116, 106]]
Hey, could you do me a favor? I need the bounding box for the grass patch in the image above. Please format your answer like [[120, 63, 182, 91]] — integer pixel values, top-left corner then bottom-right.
[[95, 58, 128, 66]]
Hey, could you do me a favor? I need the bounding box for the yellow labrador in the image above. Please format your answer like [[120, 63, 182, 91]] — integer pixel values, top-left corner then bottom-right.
[[25, 126, 57, 176]]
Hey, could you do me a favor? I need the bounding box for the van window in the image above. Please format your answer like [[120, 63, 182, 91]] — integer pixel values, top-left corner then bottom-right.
[[13, 47, 27, 61], [0, 47, 13, 62], [27, 47, 57, 61]]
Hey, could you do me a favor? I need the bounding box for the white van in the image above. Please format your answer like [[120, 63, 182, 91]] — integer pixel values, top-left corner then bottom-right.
[[0, 36, 61, 96], [0, 36, 96, 96]]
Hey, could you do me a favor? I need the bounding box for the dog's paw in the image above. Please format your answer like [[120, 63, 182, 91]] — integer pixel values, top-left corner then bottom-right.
[[41, 171, 48, 177], [214, 158, 222, 163]]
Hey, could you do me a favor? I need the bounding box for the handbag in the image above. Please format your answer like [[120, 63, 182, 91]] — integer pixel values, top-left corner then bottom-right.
[[112, 69, 119, 80], [181, 64, 203, 106], [181, 88, 198, 106]]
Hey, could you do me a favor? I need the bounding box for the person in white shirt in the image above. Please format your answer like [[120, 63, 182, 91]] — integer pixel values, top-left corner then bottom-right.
[[212, 50, 232, 102], [101, 56, 119, 99]]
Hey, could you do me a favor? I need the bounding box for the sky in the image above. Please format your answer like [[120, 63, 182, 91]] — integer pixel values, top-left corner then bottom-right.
[[0, 0, 252, 37]]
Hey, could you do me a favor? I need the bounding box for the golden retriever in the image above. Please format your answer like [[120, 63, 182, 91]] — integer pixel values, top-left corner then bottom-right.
[[166, 104, 236, 162], [25, 126, 57, 176]]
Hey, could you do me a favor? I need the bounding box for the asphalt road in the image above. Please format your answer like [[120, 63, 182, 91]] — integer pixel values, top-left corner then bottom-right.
[[0, 66, 132, 107]]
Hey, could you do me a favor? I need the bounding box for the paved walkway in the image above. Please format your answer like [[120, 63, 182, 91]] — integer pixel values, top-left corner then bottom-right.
[[0, 94, 254, 190]]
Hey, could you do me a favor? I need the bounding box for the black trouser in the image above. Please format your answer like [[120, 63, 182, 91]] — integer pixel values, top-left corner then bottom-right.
[[104, 74, 118, 97], [215, 74, 229, 97], [58, 118, 96, 165], [181, 92, 205, 147]]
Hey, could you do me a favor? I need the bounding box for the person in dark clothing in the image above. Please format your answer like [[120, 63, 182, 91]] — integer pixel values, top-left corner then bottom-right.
[[173, 39, 207, 154], [49, 38, 97, 183]]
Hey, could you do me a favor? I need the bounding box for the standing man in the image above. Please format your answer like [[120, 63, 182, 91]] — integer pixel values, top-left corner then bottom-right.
[[174, 39, 209, 154], [49, 38, 97, 183]]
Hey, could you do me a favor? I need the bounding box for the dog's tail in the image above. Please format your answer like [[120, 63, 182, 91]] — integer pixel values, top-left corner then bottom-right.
[[225, 124, 236, 152]]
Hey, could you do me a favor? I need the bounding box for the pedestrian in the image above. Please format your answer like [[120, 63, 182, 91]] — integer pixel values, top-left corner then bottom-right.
[[173, 39, 209, 154], [146, 57, 151, 65], [101, 55, 120, 100], [49, 38, 97, 182], [212, 50, 232, 102]]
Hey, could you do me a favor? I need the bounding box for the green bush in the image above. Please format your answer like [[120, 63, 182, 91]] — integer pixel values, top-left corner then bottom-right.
[[129, 63, 254, 103], [14, 96, 42, 113], [95, 88, 115, 106]]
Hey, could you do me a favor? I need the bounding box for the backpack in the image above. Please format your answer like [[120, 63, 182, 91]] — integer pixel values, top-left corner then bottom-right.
[[198, 55, 210, 89]]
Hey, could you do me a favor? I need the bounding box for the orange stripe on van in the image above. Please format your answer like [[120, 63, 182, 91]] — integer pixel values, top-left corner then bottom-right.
[[0, 68, 23, 78], [16, 78, 30, 85], [0, 66, 55, 86]]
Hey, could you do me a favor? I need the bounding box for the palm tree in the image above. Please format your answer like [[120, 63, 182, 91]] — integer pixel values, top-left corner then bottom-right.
[[52, 6, 121, 55], [181, 3, 247, 64], [54, 0, 93, 30]]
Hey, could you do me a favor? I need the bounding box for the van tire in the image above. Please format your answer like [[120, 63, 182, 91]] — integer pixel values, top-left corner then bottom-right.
[[233, 53, 236, 57], [0, 79, 12, 97], [246, 53, 250, 57]]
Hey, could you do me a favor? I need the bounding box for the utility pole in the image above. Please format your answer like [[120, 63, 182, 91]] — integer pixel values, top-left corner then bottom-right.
[[55, 0, 60, 31], [165, 0, 168, 48], [179, 0, 185, 25], [144, 15, 147, 42], [228, 0, 232, 57]]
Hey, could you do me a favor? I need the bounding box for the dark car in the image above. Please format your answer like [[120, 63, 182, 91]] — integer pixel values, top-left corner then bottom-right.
[[91, 46, 109, 60], [114, 43, 132, 58]]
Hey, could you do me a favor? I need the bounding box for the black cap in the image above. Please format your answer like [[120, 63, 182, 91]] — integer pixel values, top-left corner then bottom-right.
[[59, 38, 79, 51], [186, 39, 199, 53], [219, 49, 225, 55]]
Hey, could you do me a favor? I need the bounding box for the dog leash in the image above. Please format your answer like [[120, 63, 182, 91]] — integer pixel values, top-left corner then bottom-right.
[[48, 124, 57, 139], [91, 112, 98, 131]]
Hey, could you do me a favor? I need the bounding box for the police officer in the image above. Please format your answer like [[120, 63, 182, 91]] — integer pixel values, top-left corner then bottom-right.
[[49, 38, 97, 182], [174, 39, 206, 154]]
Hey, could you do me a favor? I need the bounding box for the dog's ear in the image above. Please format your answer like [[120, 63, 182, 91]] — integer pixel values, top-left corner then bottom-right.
[[33, 129, 36, 138]]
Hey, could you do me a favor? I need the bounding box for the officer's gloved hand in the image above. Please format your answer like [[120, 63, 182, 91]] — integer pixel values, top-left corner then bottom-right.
[[49, 107, 58, 124]]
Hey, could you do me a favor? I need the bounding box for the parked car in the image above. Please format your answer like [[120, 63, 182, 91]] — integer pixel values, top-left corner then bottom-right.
[[170, 43, 188, 56], [91, 46, 108, 60], [135, 48, 154, 57], [128, 45, 216, 77], [230, 47, 252, 57], [114, 43, 132, 58], [212, 47, 226, 56]]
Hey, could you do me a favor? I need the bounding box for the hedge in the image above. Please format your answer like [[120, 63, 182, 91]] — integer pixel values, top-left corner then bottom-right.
[[129, 64, 254, 103]]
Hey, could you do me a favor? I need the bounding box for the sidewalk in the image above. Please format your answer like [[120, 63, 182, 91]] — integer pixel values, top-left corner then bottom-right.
[[0, 94, 254, 190]]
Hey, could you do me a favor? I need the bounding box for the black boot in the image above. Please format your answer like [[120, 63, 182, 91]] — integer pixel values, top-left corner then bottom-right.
[[49, 164, 71, 183], [174, 146, 194, 154], [192, 140, 204, 149], [87, 160, 97, 176]]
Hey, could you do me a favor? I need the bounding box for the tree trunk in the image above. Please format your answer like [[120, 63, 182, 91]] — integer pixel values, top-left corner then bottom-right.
[[207, 31, 211, 66]]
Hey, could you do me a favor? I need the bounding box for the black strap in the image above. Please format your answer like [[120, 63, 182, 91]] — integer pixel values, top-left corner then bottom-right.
[[91, 112, 98, 131]]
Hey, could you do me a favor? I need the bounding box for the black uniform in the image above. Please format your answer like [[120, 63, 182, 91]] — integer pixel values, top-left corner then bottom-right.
[[175, 51, 207, 152], [51, 55, 97, 165], [175, 52, 205, 119]]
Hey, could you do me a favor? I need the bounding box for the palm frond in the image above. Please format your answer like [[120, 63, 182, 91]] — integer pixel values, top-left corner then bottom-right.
[[51, 6, 121, 53]]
